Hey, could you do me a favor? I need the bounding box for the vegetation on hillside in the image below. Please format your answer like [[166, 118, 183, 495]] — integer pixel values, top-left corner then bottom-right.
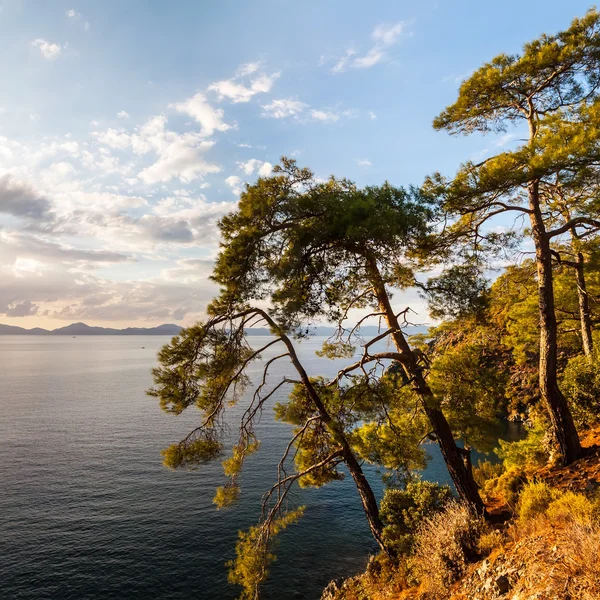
[[149, 8, 600, 599]]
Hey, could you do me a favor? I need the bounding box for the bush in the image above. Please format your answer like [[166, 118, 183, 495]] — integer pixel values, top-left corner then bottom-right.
[[473, 460, 504, 488], [495, 422, 548, 472], [379, 480, 453, 555], [484, 469, 527, 508], [561, 351, 600, 427], [518, 481, 559, 523], [546, 491, 599, 525], [412, 502, 488, 598], [477, 529, 505, 555]]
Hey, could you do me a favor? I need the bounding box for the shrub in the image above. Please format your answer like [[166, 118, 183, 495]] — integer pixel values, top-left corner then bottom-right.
[[485, 469, 527, 508], [546, 491, 599, 525], [477, 529, 504, 555], [412, 502, 488, 598], [473, 460, 504, 488], [379, 480, 453, 555], [561, 351, 600, 427], [495, 422, 548, 472], [518, 481, 559, 523]]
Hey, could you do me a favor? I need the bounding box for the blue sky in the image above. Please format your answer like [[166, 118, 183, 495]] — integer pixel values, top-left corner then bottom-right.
[[0, 0, 593, 327]]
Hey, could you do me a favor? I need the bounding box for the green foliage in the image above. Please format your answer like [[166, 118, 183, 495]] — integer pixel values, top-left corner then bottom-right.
[[424, 263, 490, 320], [546, 491, 599, 525], [423, 315, 510, 451], [433, 9, 600, 135], [213, 484, 241, 509], [517, 482, 600, 526], [429, 341, 507, 451], [472, 460, 504, 489], [316, 340, 356, 359], [228, 508, 305, 600], [379, 481, 453, 555], [223, 442, 261, 478], [562, 350, 600, 427], [148, 324, 253, 417], [161, 436, 223, 469], [496, 422, 548, 472], [487, 469, 527, 508], [211, 158, 436, 328], [518, 481, 559, 523]]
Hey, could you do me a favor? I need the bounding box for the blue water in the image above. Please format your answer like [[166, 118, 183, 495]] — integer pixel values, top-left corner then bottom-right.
[[0, 335, 477, 599]]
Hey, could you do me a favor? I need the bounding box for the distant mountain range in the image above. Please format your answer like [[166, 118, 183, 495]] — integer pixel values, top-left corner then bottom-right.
[[0, 322, 428, 337], [0, 322, 184, 336]]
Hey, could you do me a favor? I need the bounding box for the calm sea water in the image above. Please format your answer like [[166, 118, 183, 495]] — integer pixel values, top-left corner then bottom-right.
[[0, 335, 495, 600]]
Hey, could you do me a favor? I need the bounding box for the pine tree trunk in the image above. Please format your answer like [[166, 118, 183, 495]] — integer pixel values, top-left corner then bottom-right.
[[342, 449, 389, 554], [575, 252, 594, 357], [281, 327, 389, 553], [529, 183, 581, 465], [365, 257, 486, 515]]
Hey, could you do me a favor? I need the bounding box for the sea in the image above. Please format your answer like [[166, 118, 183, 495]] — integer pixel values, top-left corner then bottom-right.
[[0, 335, 510, 599]]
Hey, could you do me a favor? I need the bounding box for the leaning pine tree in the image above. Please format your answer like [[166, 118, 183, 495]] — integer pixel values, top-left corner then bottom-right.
[[211, 158, 485, 514], [430, 9, 600, 464]]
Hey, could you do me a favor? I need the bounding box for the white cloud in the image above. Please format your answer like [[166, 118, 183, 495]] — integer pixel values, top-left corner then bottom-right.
[[330, 21, 407, 73], [171, 93, 232, 136], [138, 139, 219, 184], [31, 39, 62, 60], [93, 115, 222, 184], [353, 48, 384, 69], [94, 128, 131, 149], [372, 23, 405, 46], [258, 162, 272, 177], [225, 175, 242, 195], [356, 158, 372, 167], [237, 62, 261, 76], [237, 159, 272, 177], [368, 111, 377, 120], [310, 109, 339, 123], [209, 72, 280, 103], [262, 100, 354, 124], [117, 111, 130, 120], [262, 98, 308, 119]]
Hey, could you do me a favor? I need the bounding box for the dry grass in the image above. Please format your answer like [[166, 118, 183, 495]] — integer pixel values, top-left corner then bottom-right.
[[412, 502, 488, 599]]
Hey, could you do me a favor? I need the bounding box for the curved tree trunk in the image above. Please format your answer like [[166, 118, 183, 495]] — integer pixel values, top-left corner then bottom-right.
[[343, 448, 388, 554], [277, 319, 389, 554], [529, 184, 581, 465], [365, 258, 485, 515]]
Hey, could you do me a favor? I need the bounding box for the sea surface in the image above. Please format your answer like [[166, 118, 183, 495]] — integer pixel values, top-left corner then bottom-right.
[[0, 335, 508, 600]]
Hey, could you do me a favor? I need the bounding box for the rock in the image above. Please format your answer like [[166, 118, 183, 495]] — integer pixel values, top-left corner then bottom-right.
[[496, 574, 511, 594]]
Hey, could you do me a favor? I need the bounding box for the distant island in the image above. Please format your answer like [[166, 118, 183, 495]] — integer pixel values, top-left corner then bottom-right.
[[0, 322, 184, 336], [0, 322, 427, 337]]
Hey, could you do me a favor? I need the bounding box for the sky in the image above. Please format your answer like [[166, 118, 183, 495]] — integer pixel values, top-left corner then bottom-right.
[[0, 0, 593, 329]]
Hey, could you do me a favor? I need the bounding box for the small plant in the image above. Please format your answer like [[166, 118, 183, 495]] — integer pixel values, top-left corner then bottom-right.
[[412, 502, 488, 598], [546, 491, 599, 525], [379, 480, 453, 556], [484, 469, 527, 508], [518, 481, 559, 523], [477, 529, 504, 555]]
